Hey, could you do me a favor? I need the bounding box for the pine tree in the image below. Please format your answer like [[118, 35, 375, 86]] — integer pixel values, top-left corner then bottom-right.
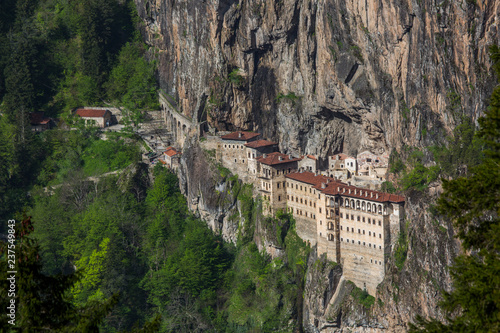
[[409, 46, 500, 333]]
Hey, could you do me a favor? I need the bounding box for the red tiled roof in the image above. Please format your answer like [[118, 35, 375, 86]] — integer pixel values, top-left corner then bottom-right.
[[286, 171, 337, 186], [244, 139, 277, 148], [164, 147, 181, 157], [221, 131, 260, 141], [257, 152, 301, 166], [75, 108, 109, 118], [315, 182, 405, 204], [30, 112, 45, 124]]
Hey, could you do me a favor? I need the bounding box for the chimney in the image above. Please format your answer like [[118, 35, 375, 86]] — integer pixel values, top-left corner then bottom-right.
[[336, 155, 339, 160], [263, 153, 267, 158], [343, 188, 345, 193], [348, 189, 351, 194], [376, 193, 379, 199], [278, 156, 283, 161], [289, 154, 293, 160], [238, 132, 242, 138], [315, 170, 318, 176], [371, 192, 373, 198], [354, 189, 357, 195], [321, 183, 326, 189]]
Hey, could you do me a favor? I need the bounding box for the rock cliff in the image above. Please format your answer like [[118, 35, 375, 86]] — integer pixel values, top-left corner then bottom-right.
[[136, 0, 499, 156], [134, 0, 499, 330]]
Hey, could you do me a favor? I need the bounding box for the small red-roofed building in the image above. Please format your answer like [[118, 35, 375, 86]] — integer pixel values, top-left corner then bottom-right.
[[75, 108, 112, 128], [29, 112, 55, 132], [256, 152, 301, 214], [163, 147, 181, 169], [244, 139, 278, 176], [328, 153, 357, 180], [298, 154, 318, 172], [220, 131, 261, 179]]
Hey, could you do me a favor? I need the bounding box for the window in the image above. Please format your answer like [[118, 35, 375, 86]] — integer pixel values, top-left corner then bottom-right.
[[278, 195, 281, 201], [379, 261, 382, 265], [296, 184, 298, 189], [368, 218, 371, 224], [369, 231, 371, 236], [379, 245, 382, 249], [277, 183, 280, 189], [352, 239, 354, 243], [242, 160, 245, 163], [305, 199, 307, 205], [371, 259, 373, 263], [347, 239, 349, 243], [358, 241, 361, 244], [224, 144, 227, 148], [357, 216, 360, 221], [320, 220, 322, 225], [234, 159, 237, 163], [358, 229, 360, 233], [379, 220, 381, 226], [375, 260, 377, 264], [363, 242, 365, 246], [351, 215, 354, 220], [341, 238, 343, 241], [340, 213, 343, 218], [287, 195, 289, 200], [300, 198, 303, 204], [340, 226, 343, 230], [363, 229, 365, 235], [305, 212, 308, 217], [346, 227, 349, 232], [379, 234, 382, 238], [369, 243, 372, 247], [314, 203, 316, 208], [319, 208, 322, 213], [320, 232, 322, 236], [300, 186, 302, 191], [291, 196, 294, 201]]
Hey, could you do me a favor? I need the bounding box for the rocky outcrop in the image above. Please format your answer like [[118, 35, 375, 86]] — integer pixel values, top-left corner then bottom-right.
[[136, 0, 499, 158], [177, 137, 241, 242], [134, 0, 498, 330]]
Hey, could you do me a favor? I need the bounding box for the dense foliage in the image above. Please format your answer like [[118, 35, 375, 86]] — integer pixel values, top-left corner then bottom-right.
[[0, 0, 157, 225], [409, 46, 500, 332], [16, 162, 309, 332]]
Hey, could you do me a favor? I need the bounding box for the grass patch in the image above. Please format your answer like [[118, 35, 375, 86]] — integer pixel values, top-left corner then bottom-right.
[[350, 284, 375, 309]]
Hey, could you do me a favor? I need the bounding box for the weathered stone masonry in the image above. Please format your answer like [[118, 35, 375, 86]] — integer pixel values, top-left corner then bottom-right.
[[218, 131, 405, 295]]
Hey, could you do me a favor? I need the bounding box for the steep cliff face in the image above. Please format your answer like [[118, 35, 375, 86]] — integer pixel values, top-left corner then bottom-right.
[[134, 0, 498, 330], [136, 0, 499, 157]]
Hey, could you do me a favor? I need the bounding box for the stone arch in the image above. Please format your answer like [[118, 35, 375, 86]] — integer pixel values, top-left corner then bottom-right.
[[356, 200, 360, 209], [378, 204, 382, 214], [350, 199, 355, 208], [182, 124, 187, 133], [362, 201, 366, 211]]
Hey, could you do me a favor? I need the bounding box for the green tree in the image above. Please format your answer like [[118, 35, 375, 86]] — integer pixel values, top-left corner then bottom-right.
[[410, 45, 500, 333], [0, 217, 118, 331]]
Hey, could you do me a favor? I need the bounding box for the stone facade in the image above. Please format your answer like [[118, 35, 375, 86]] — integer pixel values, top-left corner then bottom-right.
[[220, 131, 260, 182], [163, 146, 181, 169], [298, 154, 318, 172], [256, 152, 300, 215], [217, 131, 405, 295], [328, 153, 356, 181]]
